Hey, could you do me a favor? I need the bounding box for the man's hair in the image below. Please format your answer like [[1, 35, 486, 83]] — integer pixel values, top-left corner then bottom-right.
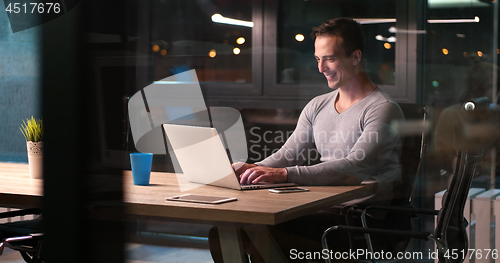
[[311, 17, 366, 58]]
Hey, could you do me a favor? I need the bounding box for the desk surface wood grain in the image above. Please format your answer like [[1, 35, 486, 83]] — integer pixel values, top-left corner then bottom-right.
[[0, 163, 373, 225], [123, 171, 372, 225], [0, 162, 42, 208]]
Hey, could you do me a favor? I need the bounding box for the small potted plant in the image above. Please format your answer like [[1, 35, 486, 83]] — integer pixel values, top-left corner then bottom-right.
[[20, 116, 43, 179]]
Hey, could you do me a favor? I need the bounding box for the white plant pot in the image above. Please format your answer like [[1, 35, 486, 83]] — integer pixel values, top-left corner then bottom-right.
[[27, 141, 43, 179]]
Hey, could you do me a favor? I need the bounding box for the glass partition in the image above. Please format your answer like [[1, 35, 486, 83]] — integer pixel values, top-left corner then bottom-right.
[[422, 0, 499, 255], [423, 1, 499, 187]]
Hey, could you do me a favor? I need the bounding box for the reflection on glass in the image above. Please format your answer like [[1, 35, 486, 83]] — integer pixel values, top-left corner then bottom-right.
[[423, 3, 498, 107], [150, 0, 253, 83], [277, 0, 396, 86], [424, 3, 500, 245]]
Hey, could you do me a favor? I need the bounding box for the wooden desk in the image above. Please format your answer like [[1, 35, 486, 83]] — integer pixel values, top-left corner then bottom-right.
[[123, 171, 371, 225], [0, 163, 42, 208], [0, 163, 373, 263], [122, 171, 373, 263]]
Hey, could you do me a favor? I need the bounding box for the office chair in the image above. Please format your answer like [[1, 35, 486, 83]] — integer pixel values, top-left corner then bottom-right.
[[338, 104, 429, 253], [0, 208, 43, 263], [322, 149, 480, 263], [322, 99, 499, 263]]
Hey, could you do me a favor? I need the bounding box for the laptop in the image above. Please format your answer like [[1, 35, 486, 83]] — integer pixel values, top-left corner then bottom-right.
[[162, 124, 296, 190]]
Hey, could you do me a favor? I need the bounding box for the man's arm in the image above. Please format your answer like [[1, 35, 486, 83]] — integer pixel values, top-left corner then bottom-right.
[[285, 102, 403, 189], [236, 101, 403, 191], [232, 97, 320, 184]]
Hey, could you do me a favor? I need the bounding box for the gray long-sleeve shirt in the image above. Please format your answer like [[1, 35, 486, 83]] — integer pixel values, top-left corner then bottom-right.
[[256, 88, 404, 204]]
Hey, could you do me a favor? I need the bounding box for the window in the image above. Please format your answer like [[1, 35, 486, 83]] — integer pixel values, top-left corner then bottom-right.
[[263, 0, 415, 102], [149, 0, 262, 96]]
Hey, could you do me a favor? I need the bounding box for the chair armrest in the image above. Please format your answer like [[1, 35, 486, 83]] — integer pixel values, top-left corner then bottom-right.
[[0, 233, 43, 255], [361, 205, 438, 230], [324, 225, 431, 240], [363, 205, 439, 216], [0, 208, 42, 219]]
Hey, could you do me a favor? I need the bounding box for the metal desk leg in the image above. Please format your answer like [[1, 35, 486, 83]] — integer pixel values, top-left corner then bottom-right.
[[218, 225, 247, 263], [244, 225, 288, 263]]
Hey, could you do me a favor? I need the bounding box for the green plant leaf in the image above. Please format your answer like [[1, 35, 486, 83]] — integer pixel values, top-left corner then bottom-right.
[[20, 116, 43, 142]]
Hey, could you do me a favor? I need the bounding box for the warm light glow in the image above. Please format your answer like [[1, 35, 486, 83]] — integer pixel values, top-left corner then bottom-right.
[[233, 47, 241, 55], [463, 52, 468, 57], [209, 49, 216, 58], [442, 48, 449, 55], [497, 49, 499, 55], [384, 43, 392, 49], [477, 51, 483, 57], [295, 34, 305, 42], [211, 13, 254, 27], [160, 49, 167, 56], [236, 37, 246, 45], [152, 45, 160, 52]]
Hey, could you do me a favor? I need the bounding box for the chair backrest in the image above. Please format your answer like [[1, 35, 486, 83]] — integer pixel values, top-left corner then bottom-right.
[[434, 150, 481, 262], [392, 103, 428, 206]]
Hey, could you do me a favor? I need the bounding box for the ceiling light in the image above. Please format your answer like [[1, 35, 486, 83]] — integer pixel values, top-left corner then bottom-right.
[[428, 16, 479, 23], [354, 18, 396, 24], [389, 27, 427, 34], [212, 14, 254, 28], [428, 0, 489, 8], [375, 35, 396, 42]]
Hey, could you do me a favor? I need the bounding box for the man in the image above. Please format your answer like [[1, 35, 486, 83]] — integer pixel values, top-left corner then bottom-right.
[[210, 17, 405, 262]]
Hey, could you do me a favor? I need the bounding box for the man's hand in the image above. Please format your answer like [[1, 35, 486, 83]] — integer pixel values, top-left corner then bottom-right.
[[232, 162, 288, 185]]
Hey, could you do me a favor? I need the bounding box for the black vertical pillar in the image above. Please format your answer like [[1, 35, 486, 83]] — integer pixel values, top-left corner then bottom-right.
[[42, 1, 125, 262], [42, 2, 85, 263]]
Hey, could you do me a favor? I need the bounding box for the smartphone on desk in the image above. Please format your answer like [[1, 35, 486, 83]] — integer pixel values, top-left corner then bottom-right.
[[269, 187, 309, 194]]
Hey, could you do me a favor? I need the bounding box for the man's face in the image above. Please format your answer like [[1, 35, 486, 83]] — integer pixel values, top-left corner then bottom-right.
[[314, 35, 357, 90]]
